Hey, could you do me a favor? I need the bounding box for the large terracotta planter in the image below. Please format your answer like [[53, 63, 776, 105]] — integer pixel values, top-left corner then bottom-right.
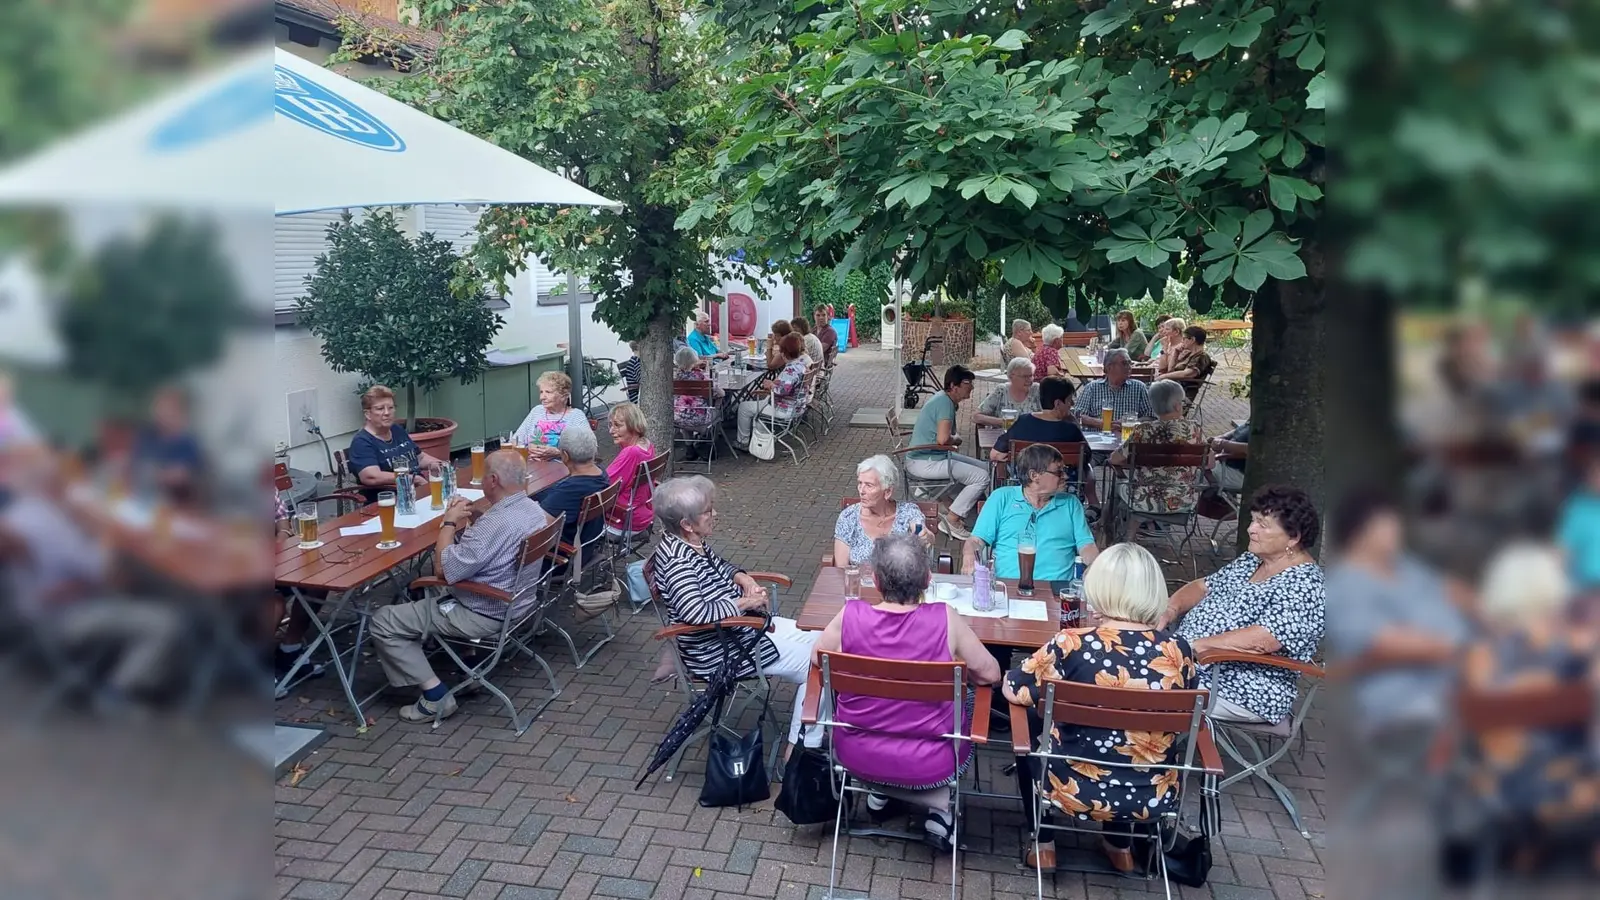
[[406, 417, 458, 461], [900, 317, 974, 366]]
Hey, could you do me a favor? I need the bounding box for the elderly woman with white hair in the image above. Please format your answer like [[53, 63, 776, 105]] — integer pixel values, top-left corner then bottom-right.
[[1004, 319, 1035, 362], [833, 455, 933, 567], [672, 347, 724, 461], [649, 475, 820, 745], [1109, 379, 1209, 518], [1460, 543, 1598, 853], [975, 357, 1042, 427], [1005, 543, 1201, 874], [1030, 323, 1066, 383]]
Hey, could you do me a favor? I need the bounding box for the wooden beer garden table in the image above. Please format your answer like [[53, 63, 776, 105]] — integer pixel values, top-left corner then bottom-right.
[[796, 567, 1062, 650], [273, 458, 567, 730], [1059, 353, 1157, 385]]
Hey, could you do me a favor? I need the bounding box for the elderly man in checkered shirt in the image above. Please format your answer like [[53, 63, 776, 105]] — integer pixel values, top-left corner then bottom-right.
[[370, 449, 550, 723], [1073, 348, 1155, 430]]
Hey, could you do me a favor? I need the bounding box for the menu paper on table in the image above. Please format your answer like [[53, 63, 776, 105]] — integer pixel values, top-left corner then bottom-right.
[[1078, 355, 1099, 367], [1006, 600, 1049, 621], [922, 585, 1008, 619]]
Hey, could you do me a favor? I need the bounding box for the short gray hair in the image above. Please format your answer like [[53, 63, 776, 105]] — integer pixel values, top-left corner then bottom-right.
[[871, 533, 932, 605], [1480, 542, 1570, 624], [1163, 316, 1187, 334], [655, 475, 715, 535], [1011, 318, 1032, 336], [1084, 543, 1166, 625], [1005, 356, 1035, 377], [559, 424, 598, 463], [674, 346, 700, 371], [1103, 348, 1132, 368], [1014, 442, 1063, 489], [855, 455, 899, 497], [486, 449, 527, 489], [1040, 323, 1064, 344], [1149, 380, 1185, 416]]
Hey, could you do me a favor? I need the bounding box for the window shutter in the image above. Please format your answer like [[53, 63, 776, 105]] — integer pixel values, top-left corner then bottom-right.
[[274, 211, 344, 313]]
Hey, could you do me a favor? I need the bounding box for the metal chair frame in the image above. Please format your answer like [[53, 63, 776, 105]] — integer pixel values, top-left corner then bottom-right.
[[545, 481, 624, 668], [608, 448, 669, 563], [1015, 678, 1223, 900], [406, 514, 568, 735], [670, 378, 728, 474], [1112, 442, 1211, 579]]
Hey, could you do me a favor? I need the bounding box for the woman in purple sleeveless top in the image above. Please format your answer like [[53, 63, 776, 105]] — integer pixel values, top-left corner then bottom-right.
[[811, 534, 1000, 849]]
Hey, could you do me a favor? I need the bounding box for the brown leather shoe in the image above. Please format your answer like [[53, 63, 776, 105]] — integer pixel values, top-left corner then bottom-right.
[[1024, 840, 1057, 873], [1101, 838, 1137, 874]]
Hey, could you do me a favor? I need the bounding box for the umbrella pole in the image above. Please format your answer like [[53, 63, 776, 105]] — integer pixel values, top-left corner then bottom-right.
[[566, 270, 585, 414]]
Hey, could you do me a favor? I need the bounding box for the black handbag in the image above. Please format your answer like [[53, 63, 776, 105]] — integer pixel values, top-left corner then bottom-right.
[[1163, 790, 1214, 887], [774, 743, 837, 825], [698, 706, 770, 808]]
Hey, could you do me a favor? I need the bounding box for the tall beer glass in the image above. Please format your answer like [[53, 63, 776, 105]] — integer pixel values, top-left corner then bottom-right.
[[376, 491, 400, 549], [1100, 406, 1114, 433], [1017, 541, 1037, 596], [296, 501, 321, 549], [470, 441, 486, 485], [429, 466, 445, 510]]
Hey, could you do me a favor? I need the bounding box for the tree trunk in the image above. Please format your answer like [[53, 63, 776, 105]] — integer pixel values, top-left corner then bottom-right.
[[638, 312, 678, 478], [1239, 271, 1327, 553], [405, 383, 418, 434], [1324, 285, 1401, 509]]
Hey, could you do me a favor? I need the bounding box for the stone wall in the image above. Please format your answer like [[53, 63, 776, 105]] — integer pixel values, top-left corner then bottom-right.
[[900, 318, 975, 366]]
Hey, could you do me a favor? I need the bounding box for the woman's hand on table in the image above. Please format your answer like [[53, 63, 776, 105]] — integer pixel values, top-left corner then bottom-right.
[[527, 445, 560, 460]]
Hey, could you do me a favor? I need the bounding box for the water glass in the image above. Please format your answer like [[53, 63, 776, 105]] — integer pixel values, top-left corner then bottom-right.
[[843, 565, 861, 600], [990, 582, 1008, 617], [859, 564, 875, 588]]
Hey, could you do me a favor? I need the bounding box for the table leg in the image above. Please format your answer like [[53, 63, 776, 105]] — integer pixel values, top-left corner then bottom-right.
[[281, 586, 374, 732]]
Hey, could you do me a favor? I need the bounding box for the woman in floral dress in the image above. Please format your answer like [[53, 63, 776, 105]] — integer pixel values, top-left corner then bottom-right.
[[1005, 543, 1201, 874]]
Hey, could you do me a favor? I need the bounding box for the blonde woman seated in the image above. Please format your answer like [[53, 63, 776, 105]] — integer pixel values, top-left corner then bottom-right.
[[1005, 543, 1201, 874], [811, 533, 1002, 850], [514, 371, 590, 460], [833, 455, 933, 567], [974, 357, 1042, 427]]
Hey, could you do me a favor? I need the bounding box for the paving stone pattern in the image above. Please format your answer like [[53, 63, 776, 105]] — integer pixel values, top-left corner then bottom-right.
[[275, 344, 1324, 900]]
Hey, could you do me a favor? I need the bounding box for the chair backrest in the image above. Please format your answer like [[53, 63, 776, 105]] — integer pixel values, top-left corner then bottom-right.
[[579, 479, 623, 527], [672, 378, 716, 400], [1457, 680, 1594, 734], [1060, 331, 1097, 348], [818, 650, 966, 705], [1039, 676, 1209, 739], [518, 513, 567, 569], [1130, 371, 1155, 383], [1009, 440, 1089, 493], [332, 449, 350, 487], [839, 497, 941, 522], [1126, 441, 1209, 470], [273, 462, 294, 493]]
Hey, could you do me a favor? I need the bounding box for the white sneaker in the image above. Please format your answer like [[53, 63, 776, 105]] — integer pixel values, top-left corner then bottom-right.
[[938, 518, 972, 541]]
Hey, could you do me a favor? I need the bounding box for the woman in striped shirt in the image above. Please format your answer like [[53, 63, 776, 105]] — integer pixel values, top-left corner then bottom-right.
[[649, 475, 819, 747]]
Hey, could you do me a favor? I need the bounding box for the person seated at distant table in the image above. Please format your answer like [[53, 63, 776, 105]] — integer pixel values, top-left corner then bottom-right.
[[531, 424, 610, 556], [1107, 309, 1149, 361], [1156, 326, 1215, 384], [370, 450, 551, 723], [833, 455, 932, 566], [1030, 324, 1066, 382], [814, 316, 840, 367], [1207, 419, 1250, 494], [1108, 380, 1209, 518], [1152, 317, 1187, 375], [904, 365, 984, 540], [1004, 319, 1035, 363], [1072, 350, 1155, 431], [604, 402, 657, 539], [765, 319, 794, 370], [688, 313, 726, 359], [349, 384, 444, 501], [791, 315, 827, 368], [133, 386, 206, 501], [962, 443, 1100, 580], [810, 533, 1001, 850], [990, 377, 1090, 500], [514, 371, 591, 460], [974, 358, 1041, 427]]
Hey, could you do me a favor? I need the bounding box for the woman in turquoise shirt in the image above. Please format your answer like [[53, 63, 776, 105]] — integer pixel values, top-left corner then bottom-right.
[[1558, 451, 1600, 593], [962, 443, 1100, 580]]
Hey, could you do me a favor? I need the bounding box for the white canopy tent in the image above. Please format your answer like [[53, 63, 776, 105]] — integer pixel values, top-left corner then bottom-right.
[[0, 48, 620, 401]]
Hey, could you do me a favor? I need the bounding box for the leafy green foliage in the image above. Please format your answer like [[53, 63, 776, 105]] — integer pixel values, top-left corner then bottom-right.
[[704, 0, 1323, 316], [297, 212, 501, 426], [59, 216, 246, 407], [801, 264, 892, 340]]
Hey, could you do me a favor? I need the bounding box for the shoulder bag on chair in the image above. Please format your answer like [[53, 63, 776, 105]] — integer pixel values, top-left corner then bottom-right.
[[748, 419, 776, 460], [1163, 785, 1215, 887], [698, 622, 772, 808]]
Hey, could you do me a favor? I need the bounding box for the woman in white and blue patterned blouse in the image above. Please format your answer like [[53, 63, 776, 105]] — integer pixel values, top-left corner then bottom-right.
[[832, 455, 932, 566]]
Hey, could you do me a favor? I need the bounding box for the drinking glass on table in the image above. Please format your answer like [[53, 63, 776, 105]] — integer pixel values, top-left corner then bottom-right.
[[1016, 540, 1037, 596], [470, 441, 486, 485], [428, 465, 445, 510], [1120, 418, 1138, 442], [843, 565, 862, 600], [376, 491, 400, 549], [860, 563, 875, 588], [1100, 406, 1114, 433], [296, 501, 321, 549], [1001, 408, 1018, 430]]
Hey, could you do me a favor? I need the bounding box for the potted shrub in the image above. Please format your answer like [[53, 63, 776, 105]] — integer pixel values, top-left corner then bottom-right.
[[298, 211, 501, 461]]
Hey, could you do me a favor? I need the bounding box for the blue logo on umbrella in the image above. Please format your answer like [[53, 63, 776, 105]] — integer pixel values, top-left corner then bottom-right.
[[149, 71, 269, 152], [274, 65, 405, 152]]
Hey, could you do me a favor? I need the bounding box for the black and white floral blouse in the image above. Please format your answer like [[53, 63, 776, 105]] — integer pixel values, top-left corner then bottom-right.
[[1174, 553, 1325, 723]]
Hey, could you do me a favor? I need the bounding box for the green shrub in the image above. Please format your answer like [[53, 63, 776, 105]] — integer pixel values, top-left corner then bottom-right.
[[802, 263, 891, 341]]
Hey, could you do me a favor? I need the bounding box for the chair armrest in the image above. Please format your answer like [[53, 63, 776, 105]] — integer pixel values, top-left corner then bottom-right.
[[1195, 722, 1225, 775], [971, 685, 993, 745], [410, 576, 512, 604], [820, 554, 834, 567], [801, 665, 823, 725], [1008, 702, 1032, 756], [652, 616, 771, 640], [747, 571, 793, 588], [1197, 649, 1325, 679], [309, 491, 365, 506], [556, 541, 577, 557]]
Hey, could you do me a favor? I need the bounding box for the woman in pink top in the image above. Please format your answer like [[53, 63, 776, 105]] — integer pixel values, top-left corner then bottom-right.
[[810, 533, 1000, 850], [604, 402, 656, 537]]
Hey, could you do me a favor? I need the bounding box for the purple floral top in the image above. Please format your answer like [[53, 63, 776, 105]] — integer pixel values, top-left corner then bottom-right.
[[770, 358, 811, 416]]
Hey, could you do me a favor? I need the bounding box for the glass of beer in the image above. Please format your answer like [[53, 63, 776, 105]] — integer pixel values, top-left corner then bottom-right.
[[428, 465, 445, 510], [1120, 418, 1137, 442], [1016, 541, 1037, 596], [470, 441, 486, 485], [376, 491, 401, 549], [514, 434, 529, 462], [1001, 408, 1018, 430], [747, 335, 757, 355], [296, 501, 321, 549], [1100, 406, 1114, 433]]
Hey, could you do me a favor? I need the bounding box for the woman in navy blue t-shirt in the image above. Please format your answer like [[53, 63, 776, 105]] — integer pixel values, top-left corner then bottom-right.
[[348, 386, 447, 499]]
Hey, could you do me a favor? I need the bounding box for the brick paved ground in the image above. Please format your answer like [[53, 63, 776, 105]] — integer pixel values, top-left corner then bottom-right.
[[274, 343, 1326, 900]]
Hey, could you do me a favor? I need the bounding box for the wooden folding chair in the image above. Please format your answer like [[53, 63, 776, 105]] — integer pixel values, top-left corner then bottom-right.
[[670, 378, 725, 473], [1113, 442, 1210, 577], [546, 480, 624, 668]]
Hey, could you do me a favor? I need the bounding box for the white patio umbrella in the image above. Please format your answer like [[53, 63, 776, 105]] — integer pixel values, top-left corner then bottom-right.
[[0, 48, 620, 402]]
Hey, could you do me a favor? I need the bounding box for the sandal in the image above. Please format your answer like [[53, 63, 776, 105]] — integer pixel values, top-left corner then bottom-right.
[[1101, 838, 1137, 874], [1023, 840, 1057, 873]]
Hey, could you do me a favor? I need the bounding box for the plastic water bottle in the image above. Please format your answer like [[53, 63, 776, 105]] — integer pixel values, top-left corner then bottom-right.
[[972, 558, 993, 612]]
